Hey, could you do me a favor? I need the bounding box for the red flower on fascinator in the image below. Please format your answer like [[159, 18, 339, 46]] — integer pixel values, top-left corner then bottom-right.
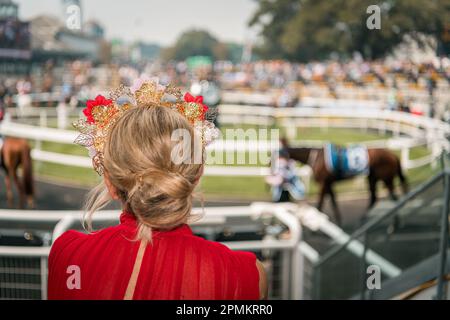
[[83, 95, 113, 124], [184, 93, 209, 120]]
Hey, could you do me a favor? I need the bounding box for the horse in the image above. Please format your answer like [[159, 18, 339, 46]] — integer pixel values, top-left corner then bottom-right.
[[281, 139, 408, 225], [1, 137, 34, 208]]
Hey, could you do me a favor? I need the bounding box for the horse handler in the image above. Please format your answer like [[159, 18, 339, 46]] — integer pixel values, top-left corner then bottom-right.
[[266, 149, 306, 203]]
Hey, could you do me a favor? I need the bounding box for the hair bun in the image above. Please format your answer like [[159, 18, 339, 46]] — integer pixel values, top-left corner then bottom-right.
[[138, 168, 194, 199], [127, 167, 194, 230]]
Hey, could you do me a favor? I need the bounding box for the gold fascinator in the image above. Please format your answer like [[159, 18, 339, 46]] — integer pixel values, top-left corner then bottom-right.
[[73, 79, 219, 175]]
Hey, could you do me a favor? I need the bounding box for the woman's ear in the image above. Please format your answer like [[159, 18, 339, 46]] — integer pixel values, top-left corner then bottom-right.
[[104, 173, 120, 200]]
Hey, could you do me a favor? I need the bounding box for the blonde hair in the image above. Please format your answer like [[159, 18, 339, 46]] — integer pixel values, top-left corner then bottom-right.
[[84, 105, 204, 240]]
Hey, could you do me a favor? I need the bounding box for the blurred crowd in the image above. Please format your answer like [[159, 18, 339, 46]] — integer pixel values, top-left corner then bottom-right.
[[215, 58, 450, 91], [1, 57, 450, 112]]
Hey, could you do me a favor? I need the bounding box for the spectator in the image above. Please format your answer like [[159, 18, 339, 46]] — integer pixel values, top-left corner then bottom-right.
[[48, 93, 268, 300]]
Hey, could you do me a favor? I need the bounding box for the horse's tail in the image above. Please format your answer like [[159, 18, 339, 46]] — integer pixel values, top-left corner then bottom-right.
[[21, 144, 34, 197], [397, 157, 409, 194]]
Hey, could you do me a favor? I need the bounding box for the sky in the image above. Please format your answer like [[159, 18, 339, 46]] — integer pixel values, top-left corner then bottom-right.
[[14, 0, 259, 46]]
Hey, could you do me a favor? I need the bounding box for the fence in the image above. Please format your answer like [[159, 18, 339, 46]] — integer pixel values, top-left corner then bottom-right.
[[219, 105, 450, 170], [2, 106, 448, 178], [0, 203, 320, 300]]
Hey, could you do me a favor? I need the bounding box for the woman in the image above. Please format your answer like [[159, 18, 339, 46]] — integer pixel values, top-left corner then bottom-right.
[[48, 81, 267, 300]]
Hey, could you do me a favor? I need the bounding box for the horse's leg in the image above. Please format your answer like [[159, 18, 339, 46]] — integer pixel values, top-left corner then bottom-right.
[[368, 174, 378, 209], [386, 177, 401, 234], [3, 150, 16, 208], [317, 182, 327, 212], [12, 167, 25, 209], [384, 178, 400, 234], [384, 178, 398, 201], [327, 184, 342, 226], [21, 144, 34, 208], [4, 174, 13, 207]]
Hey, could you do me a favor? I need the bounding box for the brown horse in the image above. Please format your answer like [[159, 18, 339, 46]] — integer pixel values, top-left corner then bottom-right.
[[1, 137, 34, 208], [282, 139, 408, 225]]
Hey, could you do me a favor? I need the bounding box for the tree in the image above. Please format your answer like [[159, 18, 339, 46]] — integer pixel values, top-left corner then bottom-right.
[[250, 0, 450, 61], [248, 0, 300, 59], [162, 29, 244, 62], [162, 29, 219, 61]]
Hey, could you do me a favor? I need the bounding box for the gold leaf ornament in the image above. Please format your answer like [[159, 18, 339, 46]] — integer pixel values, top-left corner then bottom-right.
[[73, 79, 219, 176]]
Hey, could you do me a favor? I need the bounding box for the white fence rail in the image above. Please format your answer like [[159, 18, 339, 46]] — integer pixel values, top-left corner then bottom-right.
[[219, 106, 450, 169], [2, 106, 448, 175]]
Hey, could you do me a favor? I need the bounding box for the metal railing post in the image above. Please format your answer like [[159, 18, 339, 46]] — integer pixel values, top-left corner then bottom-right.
[[360, 233, 369, 300], [281, 250, 291, 299], [436, 171, 450, 300], [40, 257, 48, 300], [401, 147, 410, 172], [293, 245, 304, 300], [313, 265, 321, 300], [290, 221, 302, 300]]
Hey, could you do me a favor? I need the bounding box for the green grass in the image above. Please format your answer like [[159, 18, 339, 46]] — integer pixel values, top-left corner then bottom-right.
[[406, 164, 440, 186], [408, 146, 431, 159], [219, 125, 393, 144], [34, 161, 100, 187], [199, 176, 269, 201], [290, 127, 393, 144], [36, 141, 88, 156]]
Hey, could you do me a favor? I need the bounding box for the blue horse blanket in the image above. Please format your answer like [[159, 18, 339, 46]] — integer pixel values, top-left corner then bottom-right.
[[324, 144, 369, 178]]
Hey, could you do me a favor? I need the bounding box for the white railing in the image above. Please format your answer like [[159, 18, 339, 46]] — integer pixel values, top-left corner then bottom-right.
[[9, 97, 450, 140], [299, 97, 386, 109], [219, 106, 450, 170], [252, 202, 402, 277], [2, 106, 448, 177], [0, 120, 310, 179], [0, 123, 431, 183], [0, 203, 318, 300]]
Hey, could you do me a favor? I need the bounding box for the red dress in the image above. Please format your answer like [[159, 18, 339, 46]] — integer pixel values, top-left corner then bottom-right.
[[48, 211, 260, 300]]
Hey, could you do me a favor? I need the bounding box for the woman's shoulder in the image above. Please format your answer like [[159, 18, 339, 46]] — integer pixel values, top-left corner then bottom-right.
[[180, 228, 258, 267], [49, 223, 130, 261], [50, 229, 83, 256]]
